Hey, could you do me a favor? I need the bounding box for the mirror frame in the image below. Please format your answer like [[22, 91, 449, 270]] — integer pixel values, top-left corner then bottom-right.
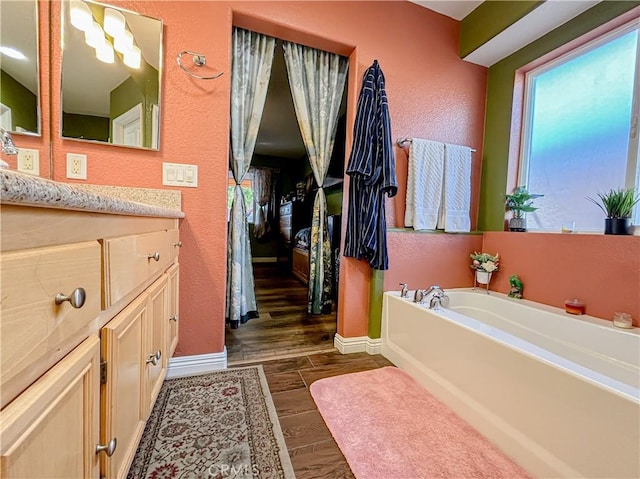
[[0, 0, 42, 137], [59, 0, 163, 151]]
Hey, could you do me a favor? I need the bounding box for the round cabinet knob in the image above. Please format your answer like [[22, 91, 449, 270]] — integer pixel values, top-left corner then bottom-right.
[[96, 438, 117, 457], [173, 240, 183, 248], [55, 288, 86, 309], [169, 315, 178, 322], [147, 252, 160, 261], [146, 350, 162, 366]]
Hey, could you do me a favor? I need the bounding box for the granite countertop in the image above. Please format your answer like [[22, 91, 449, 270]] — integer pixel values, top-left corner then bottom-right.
[[0, 169, 185, 219]]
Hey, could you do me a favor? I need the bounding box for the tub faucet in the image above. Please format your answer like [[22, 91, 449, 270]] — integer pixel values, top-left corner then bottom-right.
[[413, 286, 447, 307], [399, 283, 409, 298], [429, 288, 448, 310]]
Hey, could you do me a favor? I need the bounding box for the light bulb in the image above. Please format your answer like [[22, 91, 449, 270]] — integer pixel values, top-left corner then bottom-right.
[[96, 42, 114, 64], [123, 45, 141, 69], [103, 8, 125, 36], [0, 46, 27, 60], [114, 29, 133, 54], [84, 21, 104, 48], [70, 0, 92, 31]]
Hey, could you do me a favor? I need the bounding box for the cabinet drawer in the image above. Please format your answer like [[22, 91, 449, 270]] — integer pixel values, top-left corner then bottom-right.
[[0, 241, 102, 408], [280, 214, 292, 228], [103, 229, 178, 307], [280, 202, 292, 216]]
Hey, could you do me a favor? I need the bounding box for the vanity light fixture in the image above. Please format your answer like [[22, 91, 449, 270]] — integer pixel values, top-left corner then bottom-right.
[[103, 8, 125, 36], [70, 0, 92, 32], [84, 21, 104, 48], [123, 45, 141, 69], [96, 41, 115, 64], [114, 30, 133, 54]]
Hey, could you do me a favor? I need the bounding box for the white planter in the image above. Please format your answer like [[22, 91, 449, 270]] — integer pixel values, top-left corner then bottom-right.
[[476, 271, 492, 284]]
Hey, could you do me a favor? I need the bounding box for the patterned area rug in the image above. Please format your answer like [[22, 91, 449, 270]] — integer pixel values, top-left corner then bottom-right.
[[128, 366, 295, 479]]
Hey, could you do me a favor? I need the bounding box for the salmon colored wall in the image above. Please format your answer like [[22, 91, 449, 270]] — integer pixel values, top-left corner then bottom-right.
[[1, 1, 51, 178], [47, 1, 488, 355], [384, 233, 483, 291], [482, 232, 640, 326]]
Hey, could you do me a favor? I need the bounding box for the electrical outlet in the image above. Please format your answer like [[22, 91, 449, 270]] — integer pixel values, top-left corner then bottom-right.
[[66, 153, 87, 180], [17, 149, 40, 175]]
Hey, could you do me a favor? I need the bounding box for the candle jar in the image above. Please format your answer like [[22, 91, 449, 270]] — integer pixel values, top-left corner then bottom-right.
[[613, 312, 633, 329], [564, 299, 585, 315]]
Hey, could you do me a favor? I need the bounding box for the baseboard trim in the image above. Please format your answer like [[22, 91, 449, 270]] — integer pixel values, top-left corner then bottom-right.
[[166, 348, 227, 378], [252, 257, 277, 263], [366, 337, 382, 355], [334, 334, 381, 355]]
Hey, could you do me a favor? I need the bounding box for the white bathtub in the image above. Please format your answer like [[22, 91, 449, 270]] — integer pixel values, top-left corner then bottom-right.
[[381, 289, 640, 479]]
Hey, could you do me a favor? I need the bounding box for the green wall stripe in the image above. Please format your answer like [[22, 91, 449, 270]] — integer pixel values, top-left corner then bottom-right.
[[460, 1, 544, 58], [368, 269, 384, 339], [479, 1, 640, 231]]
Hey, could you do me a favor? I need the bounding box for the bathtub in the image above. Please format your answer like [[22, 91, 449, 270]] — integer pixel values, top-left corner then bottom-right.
[[381, 289, 640, 479]]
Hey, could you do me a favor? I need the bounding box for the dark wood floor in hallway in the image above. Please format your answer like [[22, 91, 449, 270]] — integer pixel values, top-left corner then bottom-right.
[[242, 350, 395, 478], [226, 262, 337, 364]]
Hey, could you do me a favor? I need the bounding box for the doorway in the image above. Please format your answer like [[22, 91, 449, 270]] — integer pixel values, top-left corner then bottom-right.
[[225, 38, 348, 364]]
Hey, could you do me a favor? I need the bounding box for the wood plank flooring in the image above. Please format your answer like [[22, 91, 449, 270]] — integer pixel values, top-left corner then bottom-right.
[[226, 263, 337, 364], [243, 351, 396, 478]]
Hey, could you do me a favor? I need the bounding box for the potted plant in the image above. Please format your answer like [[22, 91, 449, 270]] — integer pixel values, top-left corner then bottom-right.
[[470, 251, 499, 286], [505, 186, 543, 232], [586, 187, 640, 235]]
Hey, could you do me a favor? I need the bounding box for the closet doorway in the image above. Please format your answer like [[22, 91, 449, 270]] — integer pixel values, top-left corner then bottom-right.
[[225, 37, 348, 364]]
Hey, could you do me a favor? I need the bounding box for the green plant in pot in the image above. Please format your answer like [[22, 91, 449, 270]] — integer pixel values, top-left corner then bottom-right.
[[586, 187, 639, 235], [505, 186, 544, 232]]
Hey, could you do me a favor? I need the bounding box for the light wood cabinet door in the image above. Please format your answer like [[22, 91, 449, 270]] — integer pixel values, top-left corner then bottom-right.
[[0, 241, 102, 409], [166, 263, 180, 361], [144, 275, 167, 417], [100, 295, 147, 479], [0, 336, 101, 479]]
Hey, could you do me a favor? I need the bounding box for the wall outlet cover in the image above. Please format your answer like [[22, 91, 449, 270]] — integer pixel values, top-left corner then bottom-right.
[[66, 153, 87, 180], [17, 148, 40, 175]]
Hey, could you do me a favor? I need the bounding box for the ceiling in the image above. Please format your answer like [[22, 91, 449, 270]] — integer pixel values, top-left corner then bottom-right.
[[409, 0, 483, 20]]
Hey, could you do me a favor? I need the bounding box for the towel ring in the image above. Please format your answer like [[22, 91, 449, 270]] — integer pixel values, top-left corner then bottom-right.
[[176, 50, 224, 80]]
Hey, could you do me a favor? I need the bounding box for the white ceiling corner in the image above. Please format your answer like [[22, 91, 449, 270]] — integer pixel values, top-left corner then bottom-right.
[[409, 0, 483, 21], [462, 0, 602, 67]]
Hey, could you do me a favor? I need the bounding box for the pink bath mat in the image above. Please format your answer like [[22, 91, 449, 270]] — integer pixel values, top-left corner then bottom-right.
[[310, 366, 530, 479]]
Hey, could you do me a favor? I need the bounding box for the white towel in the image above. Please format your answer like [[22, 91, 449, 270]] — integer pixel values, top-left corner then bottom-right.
[[404, 139, 445, 230], [437, 143, 472, 232]]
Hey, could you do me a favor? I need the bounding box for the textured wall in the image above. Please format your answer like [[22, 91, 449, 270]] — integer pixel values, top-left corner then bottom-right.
[[384, 232, 484, 291], [482, 232, 640, 325], [47, 1, 488, 355]]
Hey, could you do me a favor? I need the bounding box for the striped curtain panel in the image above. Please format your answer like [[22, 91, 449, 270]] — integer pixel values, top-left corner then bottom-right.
[[226, 28, 276, 328], [283, 41, 348, 314]]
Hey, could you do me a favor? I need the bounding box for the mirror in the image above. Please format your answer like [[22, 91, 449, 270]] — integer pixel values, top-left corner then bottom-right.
[[0, 0, 40, 136], [61, 0, 162, 150]]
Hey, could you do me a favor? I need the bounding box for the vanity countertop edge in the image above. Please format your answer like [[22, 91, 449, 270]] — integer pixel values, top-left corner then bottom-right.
[[0, 169, 185, 219]]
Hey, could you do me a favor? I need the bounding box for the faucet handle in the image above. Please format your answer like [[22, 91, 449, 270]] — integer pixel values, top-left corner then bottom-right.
[[399, 283, 408, 297]]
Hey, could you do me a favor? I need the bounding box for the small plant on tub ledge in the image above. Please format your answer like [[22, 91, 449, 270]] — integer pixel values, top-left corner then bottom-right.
[[470, 252, 499, 293]]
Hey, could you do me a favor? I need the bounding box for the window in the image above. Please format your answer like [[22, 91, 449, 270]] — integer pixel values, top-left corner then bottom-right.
[[227, 171, 255, 223], [519, 22, 639, 232]]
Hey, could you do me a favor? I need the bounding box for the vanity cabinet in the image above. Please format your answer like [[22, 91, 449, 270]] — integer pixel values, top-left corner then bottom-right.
[[100, 294, 147, 479], [0, 336, 101, 478], [0, 204, 181, 479], [166, 263, 180, 362]]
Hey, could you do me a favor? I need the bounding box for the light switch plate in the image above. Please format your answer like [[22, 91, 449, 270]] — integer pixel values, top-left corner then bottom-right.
[[163, 162, 198, 187], [17, 148, 40, 175], [66, 153, 87, 180]]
